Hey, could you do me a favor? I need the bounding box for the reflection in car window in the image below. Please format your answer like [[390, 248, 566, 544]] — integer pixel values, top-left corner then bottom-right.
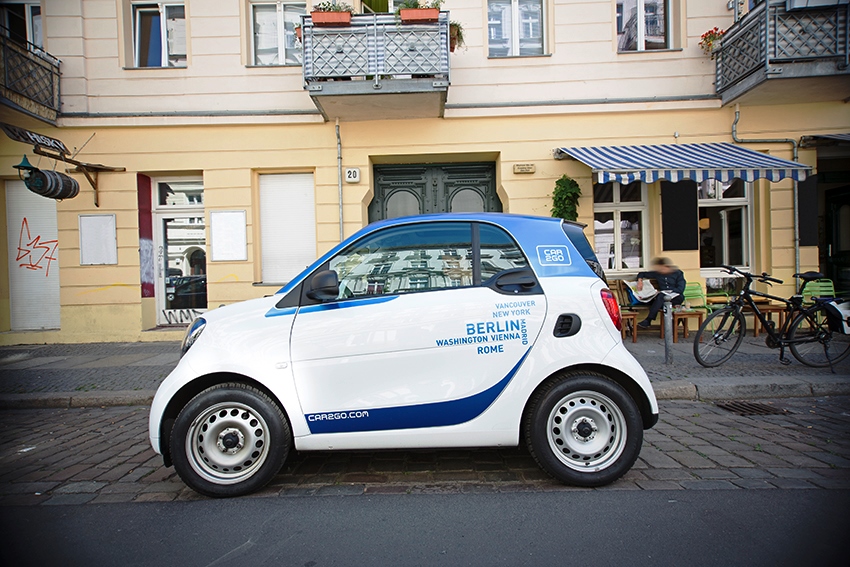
[[479, 224, 528, 281], [329, 223, 473, 299]]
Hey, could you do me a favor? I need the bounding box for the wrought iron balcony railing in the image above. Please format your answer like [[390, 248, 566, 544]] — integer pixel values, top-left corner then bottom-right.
[[302, 12, 450, 88], [716, 1, 849, 95], [0, 27, 61, 123]]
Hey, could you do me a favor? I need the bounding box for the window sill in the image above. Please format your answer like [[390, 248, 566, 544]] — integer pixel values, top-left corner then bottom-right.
[[616, 48, 683, 55], [123, 66, 188, 70], [246, 64, 303, 69], [487, 53, 552, 60]]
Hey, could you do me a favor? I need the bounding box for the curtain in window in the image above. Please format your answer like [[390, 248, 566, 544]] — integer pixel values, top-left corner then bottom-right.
[[254, 4, 279, 65]]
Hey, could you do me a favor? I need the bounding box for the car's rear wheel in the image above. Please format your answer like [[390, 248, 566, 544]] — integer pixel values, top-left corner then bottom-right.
[[170, 383, 290, 497], [524, 372, 643, 487]]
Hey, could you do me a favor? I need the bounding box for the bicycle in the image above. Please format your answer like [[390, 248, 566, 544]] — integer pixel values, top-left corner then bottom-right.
[[693, 265, 850, 370]]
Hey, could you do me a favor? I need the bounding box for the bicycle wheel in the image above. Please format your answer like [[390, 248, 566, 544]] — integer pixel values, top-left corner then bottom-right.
[[788, 306, 850, 367], [693, 308, 746, 367]]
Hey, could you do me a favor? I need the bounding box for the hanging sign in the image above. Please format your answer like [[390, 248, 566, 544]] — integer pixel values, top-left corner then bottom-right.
[[1, 122, 70, 155]]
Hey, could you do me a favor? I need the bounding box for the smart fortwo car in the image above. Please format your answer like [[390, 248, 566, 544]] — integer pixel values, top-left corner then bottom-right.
[[149, 213, 659, 497]]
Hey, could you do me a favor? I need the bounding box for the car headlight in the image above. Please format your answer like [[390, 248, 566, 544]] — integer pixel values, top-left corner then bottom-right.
[[181, 317, 206, 357]]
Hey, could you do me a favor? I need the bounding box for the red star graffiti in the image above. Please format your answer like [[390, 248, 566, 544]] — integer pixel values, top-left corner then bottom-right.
[[16, 218, 59, 277]]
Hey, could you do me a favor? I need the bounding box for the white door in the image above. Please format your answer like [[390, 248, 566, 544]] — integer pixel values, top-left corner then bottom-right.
[[5, 181, 60, 330]]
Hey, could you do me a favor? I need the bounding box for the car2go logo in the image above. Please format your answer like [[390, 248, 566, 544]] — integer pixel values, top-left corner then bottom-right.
[[537, 245, 571, 266], [150, 214, 658, 498]]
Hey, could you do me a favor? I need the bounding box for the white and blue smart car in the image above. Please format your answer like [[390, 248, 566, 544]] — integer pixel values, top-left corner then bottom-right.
[[149, 213, 658, 497]]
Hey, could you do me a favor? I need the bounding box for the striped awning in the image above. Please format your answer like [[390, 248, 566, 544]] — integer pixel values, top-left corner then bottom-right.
[[554, 142, 811, 184]]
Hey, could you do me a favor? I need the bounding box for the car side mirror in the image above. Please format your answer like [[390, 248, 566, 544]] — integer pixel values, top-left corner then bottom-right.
[[307, 270, 340, 301]]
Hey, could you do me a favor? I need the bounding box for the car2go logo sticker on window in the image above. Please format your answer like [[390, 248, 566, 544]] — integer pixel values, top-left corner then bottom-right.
[[537, 245, 571, 266]]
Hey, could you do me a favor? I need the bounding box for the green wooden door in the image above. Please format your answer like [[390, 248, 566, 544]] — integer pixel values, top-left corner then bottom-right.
[[369, 163, 501, 222]]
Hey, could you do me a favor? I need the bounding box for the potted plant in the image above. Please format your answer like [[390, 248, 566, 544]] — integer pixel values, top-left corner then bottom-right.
[[294, 24, 302, 41], [311, 1, 355, 27], [397, 0, 442, 24], [449, 20, 465, 52], [551, 174, 582, 222], [699, 27, 725, 59]]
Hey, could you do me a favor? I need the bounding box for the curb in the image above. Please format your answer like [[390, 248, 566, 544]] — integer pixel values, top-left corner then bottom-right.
[[0, 390, 155, 409], [2, 381, 849, 410]]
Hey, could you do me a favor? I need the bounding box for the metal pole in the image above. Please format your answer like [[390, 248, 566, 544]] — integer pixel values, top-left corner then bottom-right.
[[664, 296, 674, 365]]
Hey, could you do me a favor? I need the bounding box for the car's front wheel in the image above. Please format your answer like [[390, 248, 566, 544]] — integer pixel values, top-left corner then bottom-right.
[[524, 372, 643, 487], [170, 383, 290, 497]]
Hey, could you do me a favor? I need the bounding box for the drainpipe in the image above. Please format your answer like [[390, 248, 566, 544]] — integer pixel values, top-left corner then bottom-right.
[[336, 118, 344, 243], [731, 104, 801, 279]]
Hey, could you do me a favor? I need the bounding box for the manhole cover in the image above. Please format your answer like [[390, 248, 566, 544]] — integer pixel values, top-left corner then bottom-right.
[[715, 401, 789, 416]]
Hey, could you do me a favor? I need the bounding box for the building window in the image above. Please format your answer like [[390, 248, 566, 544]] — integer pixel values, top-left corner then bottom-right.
[[592, 181, 647, 273], [133, 3, 186, 67], [251, 2, 305, 65], [617, 0, 669, 52], [488, 0, 544, 57], [259, 173, 316, 283], [1, 2, 42, 48], [698, 179, 750, 270]]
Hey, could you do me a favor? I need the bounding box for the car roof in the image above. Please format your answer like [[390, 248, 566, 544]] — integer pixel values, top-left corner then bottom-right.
[[277, 213, 594, 295]]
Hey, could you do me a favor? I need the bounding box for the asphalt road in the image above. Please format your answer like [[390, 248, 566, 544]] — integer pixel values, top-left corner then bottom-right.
[[1, 489, 847, 567]]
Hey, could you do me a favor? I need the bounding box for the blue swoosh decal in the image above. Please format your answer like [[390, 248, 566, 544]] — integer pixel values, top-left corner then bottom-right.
[[305, 349, 530, 434], [299, 295, 397, 314], [266, 295, 398, 318], [265, 306, 298, 318]]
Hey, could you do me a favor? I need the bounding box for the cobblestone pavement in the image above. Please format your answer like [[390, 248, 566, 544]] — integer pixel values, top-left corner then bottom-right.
[[1, 396, 848, 506]]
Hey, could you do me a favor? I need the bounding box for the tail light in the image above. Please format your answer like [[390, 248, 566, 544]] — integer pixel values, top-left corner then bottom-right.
[[600, 288, 622, 331]]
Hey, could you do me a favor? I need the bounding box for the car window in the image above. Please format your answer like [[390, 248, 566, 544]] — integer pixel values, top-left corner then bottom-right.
[[561, 221, 606, 282], [328, 223, 474, 299], [479, 224, 528, 281]]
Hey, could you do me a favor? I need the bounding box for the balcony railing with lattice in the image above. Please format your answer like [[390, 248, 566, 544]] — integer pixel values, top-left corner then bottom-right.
[[0, 30, 60, 121], [716, 1, 849, 93], [302, 13, 449, 84]]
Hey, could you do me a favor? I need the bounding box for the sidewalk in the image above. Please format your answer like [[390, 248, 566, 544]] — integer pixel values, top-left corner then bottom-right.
[[0, 333, 848, 409]]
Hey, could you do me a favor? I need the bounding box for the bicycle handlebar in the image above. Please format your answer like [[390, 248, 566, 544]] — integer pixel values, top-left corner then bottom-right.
[[719, 265, 783, 285]]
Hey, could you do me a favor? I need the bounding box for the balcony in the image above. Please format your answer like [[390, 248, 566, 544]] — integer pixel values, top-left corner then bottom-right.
[[302, 12, 450, 121], [715, 1, 850, 105], [0, 29, 60, 124]]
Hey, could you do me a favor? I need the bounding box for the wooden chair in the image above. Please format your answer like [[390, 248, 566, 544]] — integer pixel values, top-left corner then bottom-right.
[[611, 280, 640, 342], [661, 282, 708, 343]]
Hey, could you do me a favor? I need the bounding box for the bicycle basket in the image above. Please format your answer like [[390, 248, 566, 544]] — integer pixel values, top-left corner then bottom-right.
[[823, 299, 850, 335]]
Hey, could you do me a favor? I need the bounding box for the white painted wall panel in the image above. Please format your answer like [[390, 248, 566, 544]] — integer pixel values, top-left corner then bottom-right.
[[5, 181, 61, 330]]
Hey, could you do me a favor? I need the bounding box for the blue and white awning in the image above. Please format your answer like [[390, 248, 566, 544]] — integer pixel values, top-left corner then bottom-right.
[[554, 142, 811, 184]]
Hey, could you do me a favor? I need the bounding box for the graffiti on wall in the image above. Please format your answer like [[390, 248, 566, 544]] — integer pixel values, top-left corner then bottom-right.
[[16, 218, 59, 277], [161, 308, 205, 325]]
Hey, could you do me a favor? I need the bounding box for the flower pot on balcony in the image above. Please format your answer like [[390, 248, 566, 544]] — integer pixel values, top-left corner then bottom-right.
[[399, 8, 439, 23], [311, 11, 352, 27]]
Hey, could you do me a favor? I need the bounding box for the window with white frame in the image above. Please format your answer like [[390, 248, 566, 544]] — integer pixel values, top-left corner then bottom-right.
[[617, 0, 669, 52], [251, 1, 306, 66], [133, 3, 186, 67], [698, 179, 750, 270], [592, 181, 647, 272], [259, 173, 316, 283], [1, 2, 42, 48], [487, 0, 544, 57]]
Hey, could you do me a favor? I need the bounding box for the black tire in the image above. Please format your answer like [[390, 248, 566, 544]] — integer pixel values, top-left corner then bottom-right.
[[788, 307, 850, 368], [524, 372, 643, 487], [170, 383, 291, 498], [693, 308, 746, 367]]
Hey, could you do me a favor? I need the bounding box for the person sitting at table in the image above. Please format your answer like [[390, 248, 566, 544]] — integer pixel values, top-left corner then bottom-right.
[[636, 257, 686, 329]]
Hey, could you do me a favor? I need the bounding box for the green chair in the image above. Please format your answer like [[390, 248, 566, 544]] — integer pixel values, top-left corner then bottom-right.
[[802, 279, 835, 304], [681, 282, 715, 313]]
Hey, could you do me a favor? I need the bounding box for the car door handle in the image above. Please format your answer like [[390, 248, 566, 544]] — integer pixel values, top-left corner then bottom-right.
[[496, 273, 537, 288], [488, 268, 543, 295]]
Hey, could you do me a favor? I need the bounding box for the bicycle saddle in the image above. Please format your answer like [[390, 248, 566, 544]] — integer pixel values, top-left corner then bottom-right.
[[793, 271, 824, 281]]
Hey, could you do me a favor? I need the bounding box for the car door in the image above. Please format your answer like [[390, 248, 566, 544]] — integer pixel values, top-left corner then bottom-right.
[[289, 221, 547, 434]]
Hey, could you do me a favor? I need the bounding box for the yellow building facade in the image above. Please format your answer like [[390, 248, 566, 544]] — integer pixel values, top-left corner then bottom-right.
[[1, 0, 848, 343]]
